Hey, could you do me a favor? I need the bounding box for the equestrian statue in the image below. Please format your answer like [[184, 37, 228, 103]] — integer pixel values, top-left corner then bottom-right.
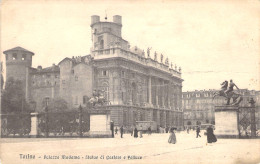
[[213, 79, 243, 106], [88, 89, 107, 106]]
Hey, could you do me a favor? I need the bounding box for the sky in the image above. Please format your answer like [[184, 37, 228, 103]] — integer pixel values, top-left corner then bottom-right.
[[1, 0, 259, 91]]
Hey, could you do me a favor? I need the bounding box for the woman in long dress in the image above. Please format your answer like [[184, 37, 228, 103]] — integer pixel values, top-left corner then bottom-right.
[[168, 127, 177, 144], [134, 127, 138, 138], [206, 125, 217, 143]]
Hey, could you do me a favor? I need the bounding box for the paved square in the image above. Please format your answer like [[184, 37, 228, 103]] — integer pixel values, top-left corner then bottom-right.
[[1, 131, 260, 164]]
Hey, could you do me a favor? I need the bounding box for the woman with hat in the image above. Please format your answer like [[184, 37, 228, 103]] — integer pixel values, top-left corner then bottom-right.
[[168, 127, 177, 144]]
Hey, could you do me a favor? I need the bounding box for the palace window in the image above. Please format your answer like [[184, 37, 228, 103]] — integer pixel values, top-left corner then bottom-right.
[[22, 54, 26, 60], [121, 71, 125, 77], [75, 96, 78, 105], [102, 70, 108, 76], [83, 96, 88, 104], [12, 53, 17, 60], [44, 97, 50, 106], [100, 82, 109, 101]]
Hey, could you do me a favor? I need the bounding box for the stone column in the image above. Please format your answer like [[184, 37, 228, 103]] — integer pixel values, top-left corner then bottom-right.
[[162, 80, 164, 107], [157, 110, 160, 126], [148, 76, 152, 105], [163, 111, 166, 128], [30, 113, 39, 137], [156, 79, 159, 107]]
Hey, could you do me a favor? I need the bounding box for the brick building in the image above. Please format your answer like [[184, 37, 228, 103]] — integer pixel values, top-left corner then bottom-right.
[[182, 89, 260, 129], [3, 15, 184, 129]]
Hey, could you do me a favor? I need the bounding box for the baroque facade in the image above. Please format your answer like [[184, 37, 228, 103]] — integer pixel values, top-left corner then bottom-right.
[[182, 89, 260, 129], [3, 15, 184, 129]]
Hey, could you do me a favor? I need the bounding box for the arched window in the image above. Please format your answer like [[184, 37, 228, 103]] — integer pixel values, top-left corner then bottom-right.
[[100, 82, 109, 101]]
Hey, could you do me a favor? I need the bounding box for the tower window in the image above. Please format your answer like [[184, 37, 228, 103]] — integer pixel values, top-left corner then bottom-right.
[[102, 70, 108, 76], [12, 53, 17, 60], [121, 71, 125, 77], [22, 54, 26, 60]]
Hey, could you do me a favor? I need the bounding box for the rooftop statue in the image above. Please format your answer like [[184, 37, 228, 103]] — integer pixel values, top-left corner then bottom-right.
[[154, 51, 157, 61], [161, 53, 164, 63], [147, 47, 152, 58], [165, 57, 169, 65], [213, 80, 243, 106]]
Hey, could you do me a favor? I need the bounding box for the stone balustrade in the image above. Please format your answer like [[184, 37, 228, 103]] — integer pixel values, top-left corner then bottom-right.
[[92, 47, 181, 79]]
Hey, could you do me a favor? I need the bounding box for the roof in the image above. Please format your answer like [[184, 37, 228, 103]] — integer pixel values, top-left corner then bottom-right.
[[3, 46, 34, 55]]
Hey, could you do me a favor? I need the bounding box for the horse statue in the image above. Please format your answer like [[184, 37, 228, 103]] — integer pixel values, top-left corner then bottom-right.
[[88, 90, 107, 106], [213, 80, 243, 106]]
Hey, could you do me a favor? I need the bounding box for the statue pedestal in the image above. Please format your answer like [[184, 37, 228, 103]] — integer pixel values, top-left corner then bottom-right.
[[214, 106, 239, 138], [88, 109, 112, 138]]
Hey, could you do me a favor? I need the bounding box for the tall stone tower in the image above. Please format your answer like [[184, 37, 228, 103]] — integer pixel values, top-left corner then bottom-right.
[[90, 15, 128, 51], [3, 47, 34, 99]]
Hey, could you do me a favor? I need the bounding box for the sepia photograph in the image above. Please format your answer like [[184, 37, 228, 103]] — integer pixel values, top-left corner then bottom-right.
[[0, 0, 259, 163]]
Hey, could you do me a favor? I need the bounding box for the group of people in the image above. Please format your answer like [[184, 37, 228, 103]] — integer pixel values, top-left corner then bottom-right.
[[114, 126, 149, 138], [111, 123, 217, 145]]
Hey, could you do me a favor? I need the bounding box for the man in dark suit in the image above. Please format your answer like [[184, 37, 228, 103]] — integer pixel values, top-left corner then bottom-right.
[[196, 126, 201, 138], [120, 126, 124, 138]]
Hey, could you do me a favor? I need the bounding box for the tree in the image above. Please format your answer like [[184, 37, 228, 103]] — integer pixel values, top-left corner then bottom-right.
[[1, 77, 32, 136], [1, 77, 32, 114]]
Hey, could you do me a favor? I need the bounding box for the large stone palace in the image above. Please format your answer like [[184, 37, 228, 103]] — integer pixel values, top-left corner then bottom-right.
[[3, 15, 184, 128]]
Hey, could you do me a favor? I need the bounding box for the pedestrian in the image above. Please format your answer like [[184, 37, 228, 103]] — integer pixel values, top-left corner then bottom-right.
[[187, 128, 189, 134], [120, 126, 124, 138], [131, 126, 133, 136], [139, 125, 143, 138], [115, 127, 118, 135], [206, 125, 217, 143], [168, 127, 177, 144], [148, 126, 151, 135], [134, 127, 138, 138], [166, 127, 169, 133], [196, 126, 201, 138], [110, 121, 114, 138]]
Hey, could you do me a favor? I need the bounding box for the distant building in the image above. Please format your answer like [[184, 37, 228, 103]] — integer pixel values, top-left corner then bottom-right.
[[182, 89, 260, 129], [3, 15, 184, 129]]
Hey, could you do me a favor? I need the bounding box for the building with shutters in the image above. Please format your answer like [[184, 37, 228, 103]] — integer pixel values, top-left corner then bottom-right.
[[3, 15, 184, 129]]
